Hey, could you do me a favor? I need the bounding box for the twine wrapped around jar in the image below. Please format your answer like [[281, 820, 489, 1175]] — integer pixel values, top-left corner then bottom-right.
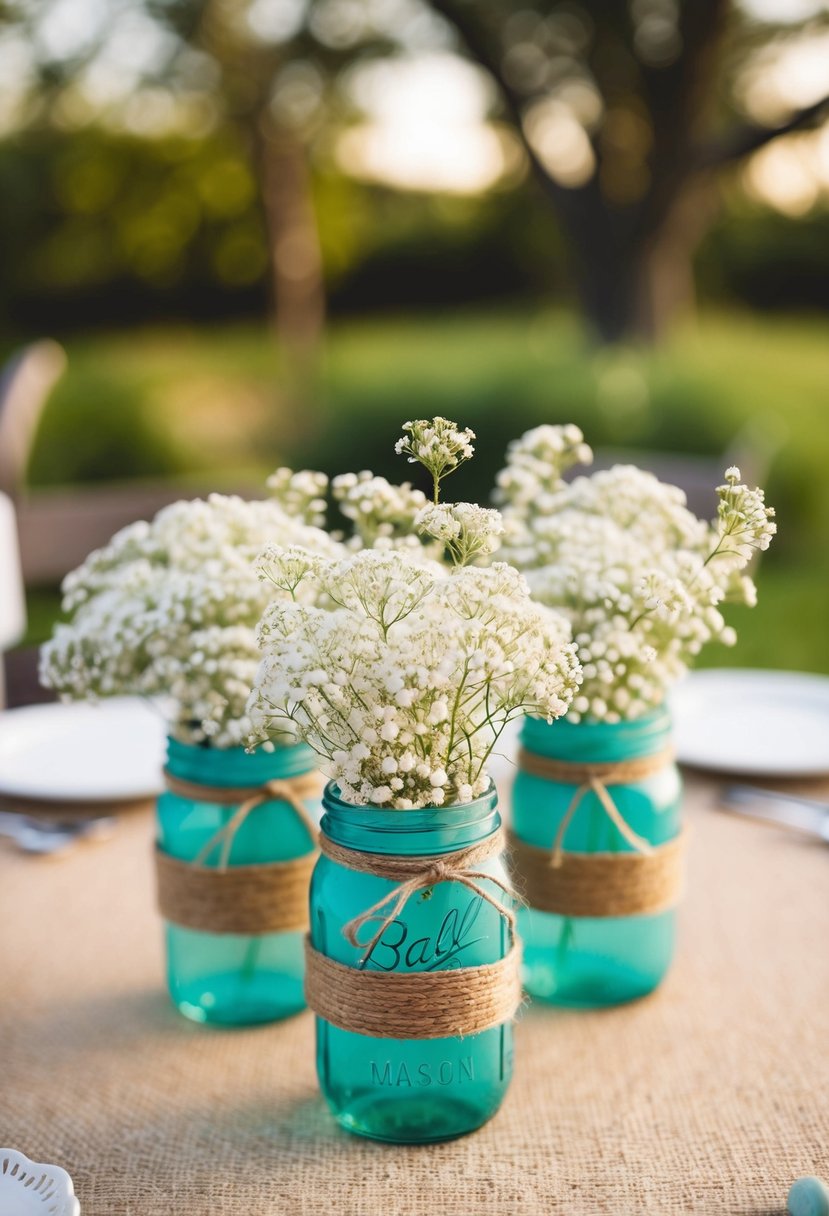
[[155, 770, 320, 935], [508, 747, 686, 918], [304, 828, 523, 1040]]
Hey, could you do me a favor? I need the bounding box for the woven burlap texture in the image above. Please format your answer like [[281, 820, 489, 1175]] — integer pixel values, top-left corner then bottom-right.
[[1, 776, 827, 1216]]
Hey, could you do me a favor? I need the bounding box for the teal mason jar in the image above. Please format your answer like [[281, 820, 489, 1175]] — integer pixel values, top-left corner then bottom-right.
[[308, 783, 516, 1144], [511, 708, 683, 1008], [156, 738, 320, 1025]]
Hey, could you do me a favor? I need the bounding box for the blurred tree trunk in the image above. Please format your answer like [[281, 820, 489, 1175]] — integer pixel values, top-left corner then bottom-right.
[[576, 179, 716, 344], [431, 0, 829, 346], [633, 180, 718, 342], [175, 0, 328, 359], [254, 115, 325, 358]]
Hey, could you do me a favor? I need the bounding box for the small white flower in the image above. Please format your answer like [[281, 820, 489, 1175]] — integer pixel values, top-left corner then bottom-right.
[[497, 430, 775, 723], [41, 489, 345, 749], [332, 471, 428, 549], [266, 468, 329, 527], [247, 546, 580, 808], [395, 417, 476, 498], [417, 502, 505, 566]]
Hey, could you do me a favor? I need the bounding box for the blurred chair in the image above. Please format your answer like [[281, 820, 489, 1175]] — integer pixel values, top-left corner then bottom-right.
[[17, 480, 263, 586], [0, 491, 26, 710], [0, 340, 67, 502], [0, 339, 263, 707], [0, 341, 64, 708], [0, 342, 258, 585]]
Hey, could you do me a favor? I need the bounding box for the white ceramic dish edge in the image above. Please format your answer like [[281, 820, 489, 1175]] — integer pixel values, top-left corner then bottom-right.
[[0, 1147, 80, 1216], [671, 668, 829, 778], [0, 697, 166, 802]]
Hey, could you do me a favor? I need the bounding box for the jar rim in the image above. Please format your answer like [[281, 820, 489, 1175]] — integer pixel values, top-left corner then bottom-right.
[[320, 779, 501, 853], [322, 778, 497, 815], [522, 704, 672, 762], [165, 735, 317, 784]]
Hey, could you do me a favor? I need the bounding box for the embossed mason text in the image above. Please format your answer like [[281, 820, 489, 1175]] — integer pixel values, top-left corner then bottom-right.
[[370, 1058, 476, 1087]]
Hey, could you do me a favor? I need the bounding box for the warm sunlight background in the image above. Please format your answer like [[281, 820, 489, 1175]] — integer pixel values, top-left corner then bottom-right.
[[1, 0, 828, 694]]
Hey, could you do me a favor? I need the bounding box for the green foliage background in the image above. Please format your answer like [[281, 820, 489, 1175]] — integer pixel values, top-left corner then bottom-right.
[[2, 127, 828, 336], [21, 306, 829, 673], [4, 120, 827, 676]]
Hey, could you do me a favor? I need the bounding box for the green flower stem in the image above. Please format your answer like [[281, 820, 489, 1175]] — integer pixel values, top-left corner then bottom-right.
[[555, 791, 602, 978], [239, 934, 262, 987], [555, 916, 575, 971]]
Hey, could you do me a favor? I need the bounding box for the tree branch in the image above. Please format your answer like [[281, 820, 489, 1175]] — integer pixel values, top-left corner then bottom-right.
[[697, 93, 829, 169], [428, 0, 610, 246], [634, 0, 729, 241]]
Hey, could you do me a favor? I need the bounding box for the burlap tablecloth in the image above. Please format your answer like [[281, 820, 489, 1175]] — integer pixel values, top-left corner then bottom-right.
[[1, 776, 827, 1215]]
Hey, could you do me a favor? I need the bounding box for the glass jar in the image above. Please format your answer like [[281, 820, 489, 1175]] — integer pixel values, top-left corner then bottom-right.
[[511, 707, 682, 1008], [310, 783, 515, 1144], [156, 737, 320, 1025]]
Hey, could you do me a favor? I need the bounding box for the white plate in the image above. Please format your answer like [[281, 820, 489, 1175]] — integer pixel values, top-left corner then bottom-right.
[[671, 669, 829, 777], [0, 1147, 80, 1215], [0, 698, 166, 802]]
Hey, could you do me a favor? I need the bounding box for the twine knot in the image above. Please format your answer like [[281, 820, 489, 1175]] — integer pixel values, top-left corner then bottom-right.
[[155, 768, 322, 936], [162, 768, 320, 870], [550, 773, 653, 866], [305, 827, 523, 1039], [426, 859, 452, 883], [517, 746, 674, 864], [509, 747, 686, 918]]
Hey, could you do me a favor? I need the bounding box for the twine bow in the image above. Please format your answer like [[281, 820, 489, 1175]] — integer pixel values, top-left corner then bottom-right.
[[163, 770, 320, 871], [550, 776, 653, 867], [319, 832, 517, 967], [516, 746, 674, 868]]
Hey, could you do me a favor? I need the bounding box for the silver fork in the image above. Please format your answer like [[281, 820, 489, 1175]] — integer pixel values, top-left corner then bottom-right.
[[0, 811, 116, 855]]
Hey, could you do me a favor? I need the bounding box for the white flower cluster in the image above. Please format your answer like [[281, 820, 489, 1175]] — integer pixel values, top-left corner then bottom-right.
[[714, 466, 777, 564], [417, 502, 504, 566], [331, 470, 428, 549], [495, 423, 593, 518], [266, 467, 329, 528], [41, 491, 343, 747], [249, 549, 581, 808], [395, 417, 476, 501], [497, 428, 776, 722]]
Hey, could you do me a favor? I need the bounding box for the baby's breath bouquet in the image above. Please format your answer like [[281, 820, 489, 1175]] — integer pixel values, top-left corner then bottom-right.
[[41, 476, 343, 748], [496, 425, 777, 721], [330, 470, 430, 551], [248, 419, 582, 808]]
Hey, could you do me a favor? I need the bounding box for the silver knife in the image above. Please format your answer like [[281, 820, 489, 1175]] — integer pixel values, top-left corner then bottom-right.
[[720, 785, 829, 843]]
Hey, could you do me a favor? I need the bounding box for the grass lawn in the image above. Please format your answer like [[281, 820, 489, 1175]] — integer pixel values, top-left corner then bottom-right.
[[21, 305, 829, 672]]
